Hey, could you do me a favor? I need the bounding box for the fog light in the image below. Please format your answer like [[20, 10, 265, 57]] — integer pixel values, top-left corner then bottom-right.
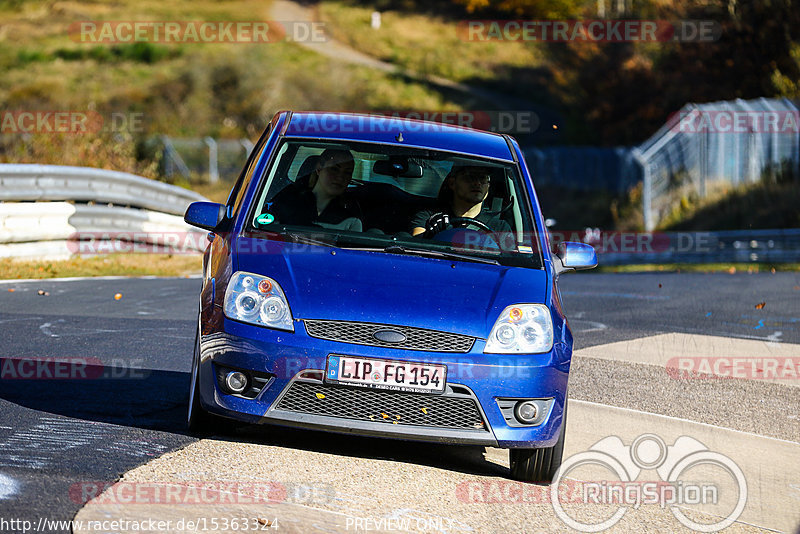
[[515, 401, 538, 423], [497, 397, 554, 427], [225, 371, 248, 394]]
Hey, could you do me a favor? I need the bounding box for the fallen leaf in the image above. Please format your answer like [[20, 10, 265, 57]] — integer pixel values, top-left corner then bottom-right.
[[728, 267, 736, 274], [7, 288, 14, 292], [381, 412, 389, 419], [37, 290, 49, 296], [114, 293, 122, 300], [421, 407, 428, 414], [315, 392, 325, 399], [755, 302, 766, 309]]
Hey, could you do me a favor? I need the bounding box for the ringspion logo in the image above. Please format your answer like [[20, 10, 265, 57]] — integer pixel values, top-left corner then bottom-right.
[[551, 434, 747, 532]]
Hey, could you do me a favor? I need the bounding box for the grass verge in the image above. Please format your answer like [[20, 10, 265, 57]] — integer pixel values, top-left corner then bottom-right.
[[0, 254, 202, 280]]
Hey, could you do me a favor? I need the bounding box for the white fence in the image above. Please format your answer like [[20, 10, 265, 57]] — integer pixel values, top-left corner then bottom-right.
[[0, 164, 208, 259], [636, 98, 800, 230]]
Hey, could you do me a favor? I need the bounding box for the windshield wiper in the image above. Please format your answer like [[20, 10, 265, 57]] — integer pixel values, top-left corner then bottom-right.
[[383, 244, 500, 265], [283, 231, 337, 248]]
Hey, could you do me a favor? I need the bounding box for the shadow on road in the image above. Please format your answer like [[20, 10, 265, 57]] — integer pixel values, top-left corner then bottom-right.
[[0, 361, 189, 432], [0, 359, 509, 479]]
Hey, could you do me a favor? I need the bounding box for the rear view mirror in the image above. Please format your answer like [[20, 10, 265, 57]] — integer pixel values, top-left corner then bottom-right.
[[184, 201, 226, 231], [373, 156, 423, 178]]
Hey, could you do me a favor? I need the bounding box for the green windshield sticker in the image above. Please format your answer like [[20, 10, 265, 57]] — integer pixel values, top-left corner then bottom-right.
[[256, 213, 275, 225]]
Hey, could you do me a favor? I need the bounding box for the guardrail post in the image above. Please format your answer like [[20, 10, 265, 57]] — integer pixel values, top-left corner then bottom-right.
[[241, 138, 255, 158], [632, 148, 654, 231], [204, 137, 219, 184]]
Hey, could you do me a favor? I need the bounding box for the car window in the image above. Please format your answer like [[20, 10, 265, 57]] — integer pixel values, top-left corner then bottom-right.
[[248, 138, 543, 269]]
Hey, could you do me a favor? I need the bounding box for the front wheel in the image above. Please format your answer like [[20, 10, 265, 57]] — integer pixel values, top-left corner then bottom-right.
[[187, 323, 228, 433], [509, 399, 568, 483]]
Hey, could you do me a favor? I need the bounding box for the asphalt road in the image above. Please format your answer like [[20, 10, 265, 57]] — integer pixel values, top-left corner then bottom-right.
[[562, 271, 800, 348], [0, 272, 798, 532], [0, 277, 200, 533]]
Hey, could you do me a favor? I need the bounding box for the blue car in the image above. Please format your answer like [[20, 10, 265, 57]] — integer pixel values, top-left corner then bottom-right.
[[184, 111, 597, 482]]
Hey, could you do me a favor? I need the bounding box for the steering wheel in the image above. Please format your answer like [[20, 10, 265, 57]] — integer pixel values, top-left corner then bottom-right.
[[448, 217, 493, 233], [434, 216, 501, 248]]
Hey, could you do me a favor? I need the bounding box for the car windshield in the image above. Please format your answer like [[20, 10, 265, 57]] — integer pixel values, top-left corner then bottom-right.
[[248, 138, 543, 269]]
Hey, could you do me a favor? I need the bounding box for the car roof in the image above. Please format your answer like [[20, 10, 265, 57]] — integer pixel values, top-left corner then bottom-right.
[[282, 111, 516, 162]]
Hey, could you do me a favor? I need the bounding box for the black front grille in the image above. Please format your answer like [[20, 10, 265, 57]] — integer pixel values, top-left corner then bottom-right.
[[303, 320, 475, 353], [275, 381, 487, 431]]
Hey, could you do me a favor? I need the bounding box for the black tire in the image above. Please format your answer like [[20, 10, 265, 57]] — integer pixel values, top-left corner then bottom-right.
[[187, 323, 228, 434], [509, 399, 568, 483]]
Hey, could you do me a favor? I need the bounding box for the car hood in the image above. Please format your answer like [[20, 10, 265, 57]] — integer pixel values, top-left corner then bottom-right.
[[235, 237, 548, 339]]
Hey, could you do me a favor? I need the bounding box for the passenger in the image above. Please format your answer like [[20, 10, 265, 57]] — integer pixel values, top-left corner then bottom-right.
[[410, 164, 511, 237], [270, 149, 362, 231]]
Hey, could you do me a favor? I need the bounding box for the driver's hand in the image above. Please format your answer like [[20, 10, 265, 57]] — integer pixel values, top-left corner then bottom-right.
[[424, 212, 450, 237]]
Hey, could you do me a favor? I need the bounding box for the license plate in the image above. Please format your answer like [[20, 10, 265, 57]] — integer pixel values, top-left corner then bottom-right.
[[325, 355, 446, 394]]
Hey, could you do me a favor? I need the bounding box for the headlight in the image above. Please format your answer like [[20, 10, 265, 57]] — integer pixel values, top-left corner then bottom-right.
[[485, 304, 553, 354], [223, 272, 294, 332]]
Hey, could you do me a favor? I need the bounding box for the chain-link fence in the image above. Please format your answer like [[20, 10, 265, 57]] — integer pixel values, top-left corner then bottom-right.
[[635, 98, 800, 230], [160, 136, 254, 183]]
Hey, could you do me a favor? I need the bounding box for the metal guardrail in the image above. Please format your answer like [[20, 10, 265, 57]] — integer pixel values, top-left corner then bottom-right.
[[0, 203, 202, 245], [0, 164, 209, 259], [0, 164, 206, 216], [562, 229, 800, 265]]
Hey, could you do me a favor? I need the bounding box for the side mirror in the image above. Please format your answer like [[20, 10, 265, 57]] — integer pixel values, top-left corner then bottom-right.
[[555, 241, 597, 274], [184, 201, 226, 231]]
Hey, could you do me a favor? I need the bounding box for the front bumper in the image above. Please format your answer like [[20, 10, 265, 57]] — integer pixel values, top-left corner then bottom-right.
[[197, 314, 570, 448]]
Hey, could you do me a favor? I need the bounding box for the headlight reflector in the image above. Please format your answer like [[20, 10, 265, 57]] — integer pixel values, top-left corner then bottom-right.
[[485, 304, 553, 353], [224, 272, 294, 331]]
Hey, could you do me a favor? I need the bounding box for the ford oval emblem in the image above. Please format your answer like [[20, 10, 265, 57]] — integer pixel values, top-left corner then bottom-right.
[[373, 329, 406, 343]]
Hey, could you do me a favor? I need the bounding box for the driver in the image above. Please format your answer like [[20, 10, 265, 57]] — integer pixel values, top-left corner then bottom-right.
[[410, 164, 511, 237]]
